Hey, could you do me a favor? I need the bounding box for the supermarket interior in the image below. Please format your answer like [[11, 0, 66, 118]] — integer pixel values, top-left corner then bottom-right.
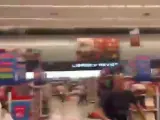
[[1, 0, 160, 120]]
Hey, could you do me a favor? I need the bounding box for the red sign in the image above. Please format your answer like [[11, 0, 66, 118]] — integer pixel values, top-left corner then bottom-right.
[[130, 28, 140, 47], [130, 35, 140, 46], [14, 106, 25, 118]]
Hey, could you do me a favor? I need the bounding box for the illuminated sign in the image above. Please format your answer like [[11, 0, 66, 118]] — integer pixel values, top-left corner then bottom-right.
[[42, 61, 119, 71], [72, 62, 118, 68]]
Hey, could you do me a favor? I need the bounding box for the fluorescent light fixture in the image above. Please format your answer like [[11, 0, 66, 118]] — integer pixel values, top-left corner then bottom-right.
[[26, 70, 100, 79], [0, 5, 160, 8], [126, 5, 142, 8], [1, 18, 160, 21]]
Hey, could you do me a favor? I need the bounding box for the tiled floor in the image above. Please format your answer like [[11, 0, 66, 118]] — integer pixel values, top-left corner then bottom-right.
[[49, 96, 96, 120]]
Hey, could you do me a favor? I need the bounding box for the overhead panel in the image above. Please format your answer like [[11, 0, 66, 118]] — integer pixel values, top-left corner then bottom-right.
[[0, 7, 154, 18]]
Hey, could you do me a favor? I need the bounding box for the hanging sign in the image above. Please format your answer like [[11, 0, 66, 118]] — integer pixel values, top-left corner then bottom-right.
[[130, 28, 140, 47]]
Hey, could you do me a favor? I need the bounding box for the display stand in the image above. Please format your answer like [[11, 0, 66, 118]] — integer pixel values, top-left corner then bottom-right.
[[30, 84, 50, 120], [40, 84, 51, 118], [7, 92, 32, 120], [130, 83, 159, 120], [30, 85, 43, 120], [0, 51, 34, 120]]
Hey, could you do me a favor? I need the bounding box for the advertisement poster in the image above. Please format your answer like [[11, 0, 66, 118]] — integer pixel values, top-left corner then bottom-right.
[[11, 101, 31, 120], [135, 55, 151, 82], [129, 28, 140, 47], [76, 38, 119, 61]]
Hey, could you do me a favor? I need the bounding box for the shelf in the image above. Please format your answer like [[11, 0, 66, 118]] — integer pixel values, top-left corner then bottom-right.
[[135, 94, 156, 97], [130, 109, 158, 112]]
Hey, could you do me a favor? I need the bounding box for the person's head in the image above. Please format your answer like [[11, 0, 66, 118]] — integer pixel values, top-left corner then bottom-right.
[[113, 73, 125, 91], [0, 100, 8, 111]]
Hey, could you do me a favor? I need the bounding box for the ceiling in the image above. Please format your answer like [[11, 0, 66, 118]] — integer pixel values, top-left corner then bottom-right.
[[1, 0, 160, 28]]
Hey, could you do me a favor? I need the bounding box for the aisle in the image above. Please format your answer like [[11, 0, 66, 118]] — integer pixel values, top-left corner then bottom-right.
[[49, 96, 96, 120]]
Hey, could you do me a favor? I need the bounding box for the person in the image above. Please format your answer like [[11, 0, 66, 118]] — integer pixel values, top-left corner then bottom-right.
[[0, 100, 13, 120], [97, 74, 146, 120], [56, 83, 66, 102], [77, 84, 87, 104]]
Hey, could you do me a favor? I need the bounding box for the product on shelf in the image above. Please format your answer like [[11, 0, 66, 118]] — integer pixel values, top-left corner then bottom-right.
[[145, 97, 155, 108]]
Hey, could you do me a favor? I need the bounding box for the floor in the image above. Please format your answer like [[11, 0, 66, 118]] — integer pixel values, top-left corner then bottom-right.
[[48, 96, 98, 120]]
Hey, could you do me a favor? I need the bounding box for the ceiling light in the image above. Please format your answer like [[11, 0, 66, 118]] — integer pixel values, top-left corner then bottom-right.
[[0, 17, 160, 21], [109, 5, 125, 8], [126, 5, 142, 8], [144, 5, 160, 8], [0, 5, 160, 8]]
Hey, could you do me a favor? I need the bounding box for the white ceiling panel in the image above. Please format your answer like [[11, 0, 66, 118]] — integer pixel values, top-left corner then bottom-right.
[[0, 7, 157, 18], [1, 0, 160, 28]]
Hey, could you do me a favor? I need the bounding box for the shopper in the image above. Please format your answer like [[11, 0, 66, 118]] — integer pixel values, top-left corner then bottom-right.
[[56, 83, 66, 102], [77, 84, 88, 104], [0, 100, 13, 120], [98, 74, 146, 120], [97, 74, 113, 108]]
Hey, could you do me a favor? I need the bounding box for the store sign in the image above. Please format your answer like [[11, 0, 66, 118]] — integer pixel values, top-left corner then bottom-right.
[[72, 62, 118, 68], [42, 61, 119, 71], [135, 55, 151, 81], [11, 101, 31, 120]]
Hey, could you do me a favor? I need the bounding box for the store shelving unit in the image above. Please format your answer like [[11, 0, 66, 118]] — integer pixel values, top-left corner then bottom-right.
[[40, 89, 50, 118], [30, 84, 50, 119], [130, 83, 159, 120]]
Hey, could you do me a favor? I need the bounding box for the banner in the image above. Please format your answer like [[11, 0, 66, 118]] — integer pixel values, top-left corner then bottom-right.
[[76, 38, 119, 61], [11, 100, 31, 120], [130, 28, 140, 47], [0, 52, 29, 85], [135, 55, 151, 82]]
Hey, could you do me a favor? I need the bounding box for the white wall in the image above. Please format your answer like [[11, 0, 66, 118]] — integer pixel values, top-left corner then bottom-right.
[[0, 34, 159, 61]]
